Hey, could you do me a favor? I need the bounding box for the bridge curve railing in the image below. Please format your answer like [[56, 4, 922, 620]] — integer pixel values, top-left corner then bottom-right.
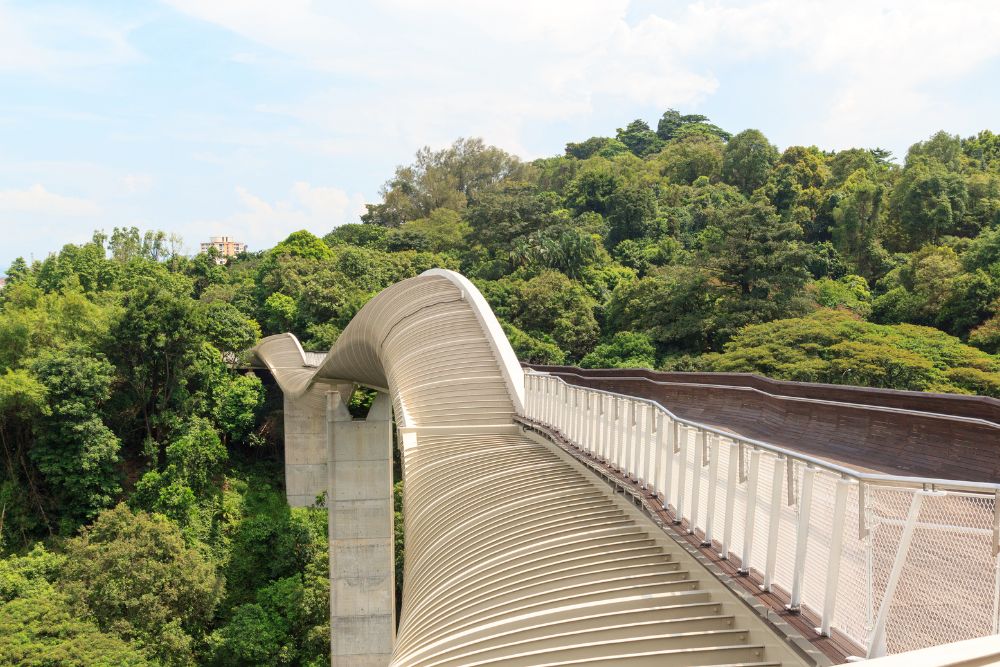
[[523, 371, 1000, 658]]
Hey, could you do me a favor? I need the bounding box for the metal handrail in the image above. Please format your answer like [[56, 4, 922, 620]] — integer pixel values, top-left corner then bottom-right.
[[539, 370, 1000, 430], [523, 370, 1000, 657], [525, 370, 1000, 496]]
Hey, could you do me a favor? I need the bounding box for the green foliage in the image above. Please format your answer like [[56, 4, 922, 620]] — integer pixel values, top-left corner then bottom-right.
[[0, 590, 152, 667], [395, 208, 472, 253], [656, 109, 731, 142], [270, 231, 334, 261], [810, 275, 873, 318], [722, 129, 780, 195], [30, 348, 122, 527], [831, 169, 888, 278], [198, 301, 262, 353], [509, 271, 599, 358], [500, 322, 566, 365], [654, 134, 725, 185], [890, 157, 968, 248], [701, 310, 1000, 394], [213, 373, 265, 443], [616, 119, 664, 157], [580, 331, 656, 369], [61, 504, 223, 665], [700, 198, 811, 339]]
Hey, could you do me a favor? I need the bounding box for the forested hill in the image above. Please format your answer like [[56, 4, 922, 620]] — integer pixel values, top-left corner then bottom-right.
[[0, 111, 999, 664]]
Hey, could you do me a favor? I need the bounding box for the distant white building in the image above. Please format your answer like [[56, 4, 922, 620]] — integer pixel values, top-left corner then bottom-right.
[[0, 277, 7, 290], [200, 236, 247, 264]]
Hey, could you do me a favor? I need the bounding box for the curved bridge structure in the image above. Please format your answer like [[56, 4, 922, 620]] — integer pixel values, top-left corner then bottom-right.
[[253, 269, 809, 667]]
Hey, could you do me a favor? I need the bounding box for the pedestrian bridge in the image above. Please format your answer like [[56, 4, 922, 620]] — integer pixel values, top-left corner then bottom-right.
[[252, 269, 1000, 666]]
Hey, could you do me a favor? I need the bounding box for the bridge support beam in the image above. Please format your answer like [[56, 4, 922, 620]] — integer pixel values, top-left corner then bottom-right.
[[327, 390, 395, 666]]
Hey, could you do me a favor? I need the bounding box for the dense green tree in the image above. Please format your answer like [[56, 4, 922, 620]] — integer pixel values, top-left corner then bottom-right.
[[323, 223, 390, 250], [565, 136, 629, 160], [700, 198, 810, 338], [608, 266, 717, 353], [362, 138, 520, 226], [906, 130, 964, 171], [107, 284, 206, 446], [395, 208, 472, 253], [890, 157, 968, 248], [510, 271, 600, 358], [722, 129, 780, 195], [831, 169, 888, 278], [963, 129, 1000, 171], [565, 164, 623, 216], [467, 182, 567, 250], [198, 301, 261, 353], [30, 348, 122, 527], [616, 119, 664, 157], [580, 331, 656, 368], [606, 182, 658, 246], [499, 322, 566, 365], [699, 309, 1000, 394], [61, 505, 223, 665], [656, 109, 730, 142], [810, 275, 873, 318], [654, 135, 725, 184], [1, 590, 152, 667]]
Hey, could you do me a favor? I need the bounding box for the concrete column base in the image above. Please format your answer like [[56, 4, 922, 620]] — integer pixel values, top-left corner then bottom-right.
[[327, 390, 395, 666]]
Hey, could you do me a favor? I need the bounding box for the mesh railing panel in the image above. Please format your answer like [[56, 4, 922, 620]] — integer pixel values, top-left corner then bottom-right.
[[834, 482, 870, 647]]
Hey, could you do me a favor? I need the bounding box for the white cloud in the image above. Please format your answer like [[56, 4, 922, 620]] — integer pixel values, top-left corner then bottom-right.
[[163, 0, 1000, 157], [0, 184, 100, 216], [121, 173, 153, 194], [0, 2, 139, 73], [186, 182, 366, 251]]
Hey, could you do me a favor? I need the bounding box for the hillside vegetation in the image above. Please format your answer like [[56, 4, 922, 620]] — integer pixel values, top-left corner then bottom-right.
[[2, 112, 999, 665]]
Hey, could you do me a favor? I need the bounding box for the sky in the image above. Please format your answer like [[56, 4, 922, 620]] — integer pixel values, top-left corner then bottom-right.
[[2, 0, 1000, 270]]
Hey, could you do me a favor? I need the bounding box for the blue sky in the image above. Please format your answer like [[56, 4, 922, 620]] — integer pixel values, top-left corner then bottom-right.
[[2, 0, 1000, 270]]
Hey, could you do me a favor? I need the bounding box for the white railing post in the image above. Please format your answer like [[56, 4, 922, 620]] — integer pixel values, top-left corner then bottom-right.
[[642, 404, 654, 488], [663, 416, 675, 511], [531, 375, 539, 416], [690, 429, 705, 535], [575, 388, 584, 444], [611, 398, 622, 469], [587, 391, 600, 456], [587, 391, 600, 455], [763, 455, 785, 591], [674, 425, 688, 525], [739, 448, 762, 575], [820, 476, 851, 636], [652, 411, 663, 496], [721, 439, 738, 559], [624, 400, 636, 477], [555, 382, 564, 431], [552, 377, 560, 425], [867, 491, 927, 658], [601, 395, 611, 462], [789, 465, 817, 612], [628, 402, 637, 478], [703, 434, 720, 547]]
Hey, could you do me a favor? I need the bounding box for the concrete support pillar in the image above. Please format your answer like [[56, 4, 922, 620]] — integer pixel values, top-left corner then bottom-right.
[[327, 390, 395, 666], [284, 382, 351, 506]]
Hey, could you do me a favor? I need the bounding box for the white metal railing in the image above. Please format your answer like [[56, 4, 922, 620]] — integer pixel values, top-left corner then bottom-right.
[[522, 371, 1000, 658]]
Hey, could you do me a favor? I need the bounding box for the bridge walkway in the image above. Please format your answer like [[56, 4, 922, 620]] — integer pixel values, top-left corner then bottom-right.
[[392, 427, 812, 667]]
